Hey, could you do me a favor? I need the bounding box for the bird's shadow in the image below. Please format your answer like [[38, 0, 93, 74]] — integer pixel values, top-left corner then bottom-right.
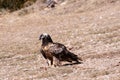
[[62, 62, 83, 66]]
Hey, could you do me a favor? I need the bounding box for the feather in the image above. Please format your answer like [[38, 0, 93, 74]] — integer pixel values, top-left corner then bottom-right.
[[39, 33, 82, 67]]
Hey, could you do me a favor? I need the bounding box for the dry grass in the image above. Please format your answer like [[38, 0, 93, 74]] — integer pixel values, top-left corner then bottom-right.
[[0, 0, 37, 11], [0, 0, 120, 80]]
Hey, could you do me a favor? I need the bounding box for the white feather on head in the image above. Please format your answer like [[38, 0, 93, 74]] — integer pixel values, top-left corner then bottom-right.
[[42, 33, 49, 36]]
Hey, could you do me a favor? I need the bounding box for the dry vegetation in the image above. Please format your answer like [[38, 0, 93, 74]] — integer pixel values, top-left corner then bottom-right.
[[0, 0, 120, 80], [0, 0, 37, 11]]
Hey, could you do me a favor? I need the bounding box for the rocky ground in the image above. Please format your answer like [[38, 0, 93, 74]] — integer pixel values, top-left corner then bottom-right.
[[0, 0, 120, 80]]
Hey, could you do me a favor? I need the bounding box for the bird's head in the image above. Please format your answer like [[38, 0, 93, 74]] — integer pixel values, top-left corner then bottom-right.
[[39, 33, 49, 40], [39, 33, 53, 44]]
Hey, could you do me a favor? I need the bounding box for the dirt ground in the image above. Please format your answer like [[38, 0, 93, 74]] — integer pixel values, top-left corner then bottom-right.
[[0, 0, 120, 80]]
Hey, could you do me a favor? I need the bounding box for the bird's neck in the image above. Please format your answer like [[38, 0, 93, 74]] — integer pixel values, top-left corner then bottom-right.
[[42, 39, 53, 45]]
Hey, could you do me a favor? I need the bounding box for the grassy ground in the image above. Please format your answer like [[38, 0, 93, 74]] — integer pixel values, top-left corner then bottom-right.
[[0, 0, 120, 80]]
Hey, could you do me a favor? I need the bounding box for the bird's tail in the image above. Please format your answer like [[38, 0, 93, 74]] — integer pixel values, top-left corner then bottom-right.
[[67, 51, 83, 63]]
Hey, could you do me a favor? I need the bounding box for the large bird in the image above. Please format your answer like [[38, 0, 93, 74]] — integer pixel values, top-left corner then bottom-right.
[[39, 33, 82, 67]]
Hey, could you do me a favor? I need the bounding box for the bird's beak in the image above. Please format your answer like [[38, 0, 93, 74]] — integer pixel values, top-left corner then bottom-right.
[[39, 34, 43, 40], [39, 35, 42, 40]]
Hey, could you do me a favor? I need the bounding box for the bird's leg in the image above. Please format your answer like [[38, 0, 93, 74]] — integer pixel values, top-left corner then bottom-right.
[[51, 57, 56, 68], [51, 58, 53, 66], [46, 59, 51, 66], [53, 57, 61, 67], [56, 60, 61, 66]]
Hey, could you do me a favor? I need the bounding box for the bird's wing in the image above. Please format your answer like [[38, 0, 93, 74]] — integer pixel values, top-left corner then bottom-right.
[[40, 49, 47, 59], [48, 43, 66, 55]]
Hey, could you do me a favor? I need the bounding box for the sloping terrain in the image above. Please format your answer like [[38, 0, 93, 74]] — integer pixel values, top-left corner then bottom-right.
[[0, 0, 120, 80]]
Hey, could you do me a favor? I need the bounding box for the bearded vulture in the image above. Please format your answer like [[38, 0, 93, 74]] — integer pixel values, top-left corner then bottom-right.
[[39, 33, 82, 67]]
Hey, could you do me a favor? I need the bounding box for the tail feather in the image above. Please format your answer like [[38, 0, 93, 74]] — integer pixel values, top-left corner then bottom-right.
[[67, 51, 82, 62]]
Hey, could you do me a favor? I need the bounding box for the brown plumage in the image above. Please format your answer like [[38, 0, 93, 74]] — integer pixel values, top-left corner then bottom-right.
[[39, 33, 82, 67]]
